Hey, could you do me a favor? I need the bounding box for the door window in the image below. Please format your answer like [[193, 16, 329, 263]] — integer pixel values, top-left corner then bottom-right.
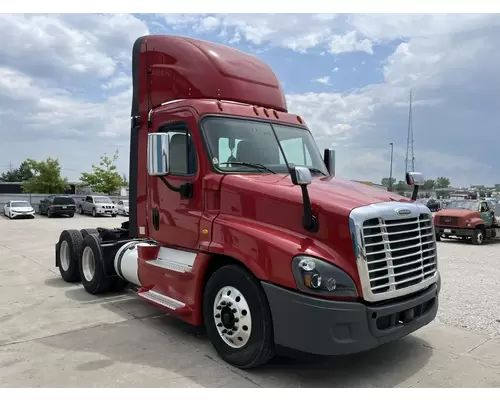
[[159, 125, 198, 176]]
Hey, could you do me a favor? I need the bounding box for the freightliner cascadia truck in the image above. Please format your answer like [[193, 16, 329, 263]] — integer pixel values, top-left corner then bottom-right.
[[54, 34, 441, 369]]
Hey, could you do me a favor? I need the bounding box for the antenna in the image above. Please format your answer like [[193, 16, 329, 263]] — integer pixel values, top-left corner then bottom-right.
[[405, 90, 415, 174]]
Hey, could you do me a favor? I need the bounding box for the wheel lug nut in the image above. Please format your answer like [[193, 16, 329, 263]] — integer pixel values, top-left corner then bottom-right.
[[222, 329, 228, 334], [216, 306, 222, 310], [221, 301, 226, 305], [232, 308, 237, 313], [234, 318, 239, 322], [227, 302, 232, 307]]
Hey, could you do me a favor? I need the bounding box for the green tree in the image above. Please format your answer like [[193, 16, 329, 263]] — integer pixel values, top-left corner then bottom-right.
[[395, 180, 411, 196], [22, 158, 69, 194], [121, 173, 129, 186], [435, 177, 451, 189], [381, 177, 396, 189], [0, 160, 34, 182], [80, 150, 124, 195], [422, 179, 436, 190]]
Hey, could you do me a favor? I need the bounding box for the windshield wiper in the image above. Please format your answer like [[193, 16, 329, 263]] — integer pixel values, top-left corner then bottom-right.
[[308, 167, 327, 176], [218, 162, 276, 174]]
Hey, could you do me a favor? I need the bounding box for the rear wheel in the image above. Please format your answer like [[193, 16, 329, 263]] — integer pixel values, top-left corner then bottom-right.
[[80, 228, 98, 238], [47, 208, 53, 218], [79, 234, 111, 295], [472, 228, 485, 245], [57, 230, 84, 282], [203, 264, 275, 369]]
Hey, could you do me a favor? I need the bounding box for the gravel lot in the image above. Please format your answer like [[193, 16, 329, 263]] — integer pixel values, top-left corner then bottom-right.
[[435, 237, 500, 337], [1, 212, 500, 387]]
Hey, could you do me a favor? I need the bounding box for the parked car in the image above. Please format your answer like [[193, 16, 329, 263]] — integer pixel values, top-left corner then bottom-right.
[[78, 195, 118, 217], [39, 195, 76, 218], [116, 199, 129, 216], [3, 200, 35, 219]]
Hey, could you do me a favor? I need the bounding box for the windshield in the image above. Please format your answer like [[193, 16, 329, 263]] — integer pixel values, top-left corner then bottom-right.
[[447, 201, 479, 211], [94, 196, 112, 204], [11, 201, 30, 208], [201, 117, 328, 175], [53, 197, 75, 205]]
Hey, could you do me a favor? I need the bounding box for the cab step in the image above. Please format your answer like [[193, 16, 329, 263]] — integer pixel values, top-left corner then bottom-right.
[[137, 288, 187, 311]]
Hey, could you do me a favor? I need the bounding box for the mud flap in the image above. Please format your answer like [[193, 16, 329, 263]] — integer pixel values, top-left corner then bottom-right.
[[55, 242, 61, 268]]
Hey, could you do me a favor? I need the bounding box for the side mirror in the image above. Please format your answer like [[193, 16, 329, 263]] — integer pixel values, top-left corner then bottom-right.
[[323, 149, 335, 176], [406, 171, 424, 201], [147, 132, 170, 176], [406, 171, 424, 186], [290, 166, 312, 186], [289, 166, 317, 233]]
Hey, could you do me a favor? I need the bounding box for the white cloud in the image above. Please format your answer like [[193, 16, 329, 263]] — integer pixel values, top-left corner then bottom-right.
[[314, 76, 331, 85]]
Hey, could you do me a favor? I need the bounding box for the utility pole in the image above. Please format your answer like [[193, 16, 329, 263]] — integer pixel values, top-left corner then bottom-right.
[[389, 142, 394, 191]]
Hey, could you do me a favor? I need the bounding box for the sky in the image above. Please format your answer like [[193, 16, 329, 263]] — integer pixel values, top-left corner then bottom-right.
[[0, 13, 499, 187]]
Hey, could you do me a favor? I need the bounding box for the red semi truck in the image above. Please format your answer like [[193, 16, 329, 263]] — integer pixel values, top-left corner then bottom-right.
[[54, 35, 441, 369]]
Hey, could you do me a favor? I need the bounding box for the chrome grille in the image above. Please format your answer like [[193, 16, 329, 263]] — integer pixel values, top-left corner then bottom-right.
[[350, 201, 439, 302], [362, 213, 437, 295]]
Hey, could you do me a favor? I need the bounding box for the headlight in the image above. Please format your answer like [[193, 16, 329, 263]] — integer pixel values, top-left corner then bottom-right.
[[292, 256, 358, 298]]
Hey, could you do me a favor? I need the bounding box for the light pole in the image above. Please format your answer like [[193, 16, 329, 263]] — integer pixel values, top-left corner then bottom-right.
[[389, 142, 394, 191]]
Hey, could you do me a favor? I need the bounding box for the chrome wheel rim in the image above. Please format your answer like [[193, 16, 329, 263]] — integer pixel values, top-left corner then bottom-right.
[[82, 247, 96, 282], [213, 286, 252, 349], [60, 241, 71, 272]]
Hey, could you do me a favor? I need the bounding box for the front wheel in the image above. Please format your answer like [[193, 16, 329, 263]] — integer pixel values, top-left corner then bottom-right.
[[472, 228, 485, 245], [92, 208, 97, 217], [203, 264, 275, 369]]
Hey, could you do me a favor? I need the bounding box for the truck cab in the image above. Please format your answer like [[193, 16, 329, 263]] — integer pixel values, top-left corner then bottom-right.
[[435, 199, 500, 244], [54, 34, 441, 369]]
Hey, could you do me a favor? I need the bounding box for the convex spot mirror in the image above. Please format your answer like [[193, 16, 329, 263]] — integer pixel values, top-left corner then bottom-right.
[[290, 165, 312, 186], [406, 171, 424, 186], [147, 132, 170, 176]]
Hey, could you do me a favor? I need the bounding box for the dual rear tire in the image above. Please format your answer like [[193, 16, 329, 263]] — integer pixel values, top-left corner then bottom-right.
[[56, 229, 129, 293]]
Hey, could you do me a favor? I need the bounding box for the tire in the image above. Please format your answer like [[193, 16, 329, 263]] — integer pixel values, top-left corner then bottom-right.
[[92, 208, 97, 217], [69, 213, 74, 218], [472, 228, 485, 245], [203, 264, 275, 369], [47, 209, 53, 218], [79, 234, 111, 295], [57, 229, 84, 282], [80, 228, 98, 238], [435, 233, 441, 242], [112, 213, 117, 218], [79, 206, 84, 215]]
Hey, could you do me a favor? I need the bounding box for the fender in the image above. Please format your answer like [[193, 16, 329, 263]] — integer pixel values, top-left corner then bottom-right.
[[470, 218, 486, 229], [208, 214, 356, 292]]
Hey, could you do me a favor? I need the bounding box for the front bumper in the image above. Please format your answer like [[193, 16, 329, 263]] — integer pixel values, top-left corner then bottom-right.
[[262, 274, 440, 356], [96, 209, 117, 215], [10, 211, 35, 218], [435, 226, 473, 236]]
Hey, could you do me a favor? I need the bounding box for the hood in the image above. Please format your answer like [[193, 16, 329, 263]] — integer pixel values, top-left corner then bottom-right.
[[435, 209, 479, 218], [221, 174, 411, 216]]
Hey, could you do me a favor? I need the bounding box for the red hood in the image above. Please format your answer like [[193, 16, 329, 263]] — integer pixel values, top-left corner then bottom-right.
[[220, 174, 410, 217], [435, 209, 479, 219]]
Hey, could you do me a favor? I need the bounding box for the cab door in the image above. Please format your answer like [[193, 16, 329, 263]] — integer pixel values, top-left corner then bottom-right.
[[147, 108, 203, 250], [480, 201, 493, 227]]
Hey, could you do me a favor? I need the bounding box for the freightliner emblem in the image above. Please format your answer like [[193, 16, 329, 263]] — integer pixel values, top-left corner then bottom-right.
[[396, 208, 411, 216]]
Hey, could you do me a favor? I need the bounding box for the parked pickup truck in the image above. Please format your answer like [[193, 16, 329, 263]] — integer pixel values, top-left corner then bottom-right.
[[78, 195, 118, 218], [434, 199, 500, 244]]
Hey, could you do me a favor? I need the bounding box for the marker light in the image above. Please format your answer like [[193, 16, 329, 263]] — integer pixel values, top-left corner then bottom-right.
[[292, 256, 358, 298]]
